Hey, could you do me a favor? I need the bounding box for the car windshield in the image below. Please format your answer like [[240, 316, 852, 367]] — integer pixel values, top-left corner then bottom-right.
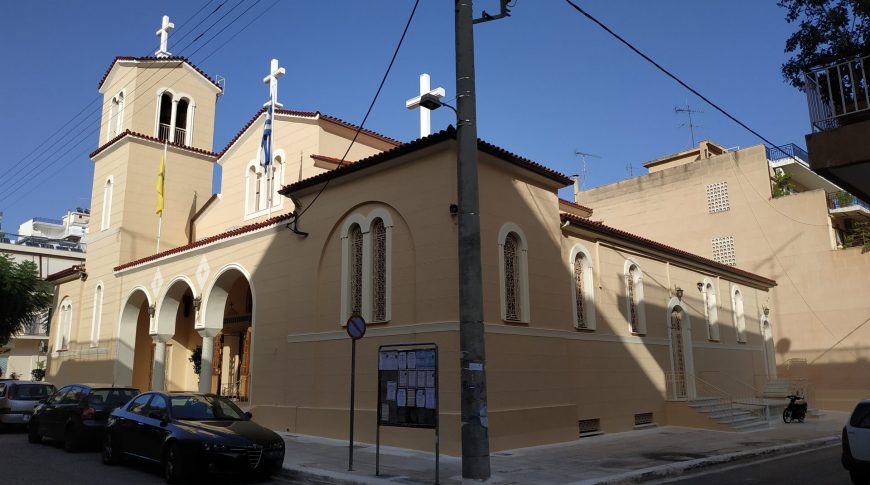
[[89, 388, 139, 407], [10, 384, 55, 401], [169, 395, 246, 421]]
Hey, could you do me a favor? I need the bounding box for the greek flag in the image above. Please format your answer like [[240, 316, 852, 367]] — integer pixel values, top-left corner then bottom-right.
[[260, 104, 273, 168]]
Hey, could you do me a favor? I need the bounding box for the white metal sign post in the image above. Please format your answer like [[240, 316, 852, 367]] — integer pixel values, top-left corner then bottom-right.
[[346, 315, 366, 471]]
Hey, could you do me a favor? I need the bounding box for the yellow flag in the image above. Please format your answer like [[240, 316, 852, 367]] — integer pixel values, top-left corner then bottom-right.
[[156, 149, 165, 216]]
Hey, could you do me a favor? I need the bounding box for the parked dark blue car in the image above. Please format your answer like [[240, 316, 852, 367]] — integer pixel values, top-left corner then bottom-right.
[[102, 392, 285, 483]]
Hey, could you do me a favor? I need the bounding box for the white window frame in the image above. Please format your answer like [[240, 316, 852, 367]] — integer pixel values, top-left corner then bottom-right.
[[90, 283, 103, 347], [623, 258, 647, 334], [498, 223, 530, 323], [107, 90, 126, 141], [339, 208, 393, 324], [57, 298, 72, 351], [244, 149, 285, 220], [731, 285, 747, 343], [101, 176, 114, 230], [569, 244, 596, 330], [701, 277, 720, 341]]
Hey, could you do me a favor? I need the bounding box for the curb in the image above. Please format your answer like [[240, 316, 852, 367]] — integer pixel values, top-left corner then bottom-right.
[[575, 435, 840, 484]]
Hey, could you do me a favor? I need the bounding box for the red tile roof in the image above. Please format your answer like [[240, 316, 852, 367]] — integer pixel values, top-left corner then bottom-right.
[[89, 130, 220, 160], [46, 265, 85, 282], [559, 198, 594, 216], [216, 108, 400, 157], [281, 126, 573, 195], [114, 212, 295, 272], [560, 213, 777, 287], [98, 56, 222, 91]]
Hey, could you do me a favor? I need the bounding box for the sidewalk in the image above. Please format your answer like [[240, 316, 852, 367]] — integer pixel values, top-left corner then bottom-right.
[[278, 412, 846, 484]]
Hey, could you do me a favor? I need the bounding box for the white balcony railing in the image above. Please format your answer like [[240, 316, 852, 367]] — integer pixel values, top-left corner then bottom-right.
[[805, 53, 870, 132]]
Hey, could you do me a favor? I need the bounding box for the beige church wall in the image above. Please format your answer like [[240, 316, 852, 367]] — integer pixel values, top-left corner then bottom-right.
[[4, 340, 43, 380], [577, 143, 870, 411], [318, 123, 394, 164], [166, 302, 201, 392], [99, 63, 219, 151]]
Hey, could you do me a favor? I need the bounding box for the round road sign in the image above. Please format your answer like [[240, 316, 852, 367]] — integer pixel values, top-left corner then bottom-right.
[[346, 315, 366, 340]]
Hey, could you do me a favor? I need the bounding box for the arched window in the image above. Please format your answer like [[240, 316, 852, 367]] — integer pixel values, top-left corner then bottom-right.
[[270, 155, 284, 208], [570, 245, 596, 330], [624, 259, 647, 334], [371, 218, 387, 322], [115, 92, 125, 136], [157, 92, 173, 141], [57, 298, 72, 351], [90, 285, 103, 347], [498, 224, 529, 323], [732, 286, 747, 342], [245, 164, 268, 215], [101, 177, 113, 230], [702, 279, 720, 341], [175, 98, 190, 144], [348, 224, 363, 318], [107, 92, 124, 141]]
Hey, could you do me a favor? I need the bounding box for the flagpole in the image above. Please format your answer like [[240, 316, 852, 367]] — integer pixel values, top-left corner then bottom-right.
[[157, 141, 167, 252]]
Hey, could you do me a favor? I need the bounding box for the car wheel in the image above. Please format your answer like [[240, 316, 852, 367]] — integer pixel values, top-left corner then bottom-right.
[[27, 421, 42, 444], [782, 409, 792, 423], [102, 433, 122, 465], [63, 425, 80, 453], [850, 469, 870, 485], [163, 442, 187, 484]]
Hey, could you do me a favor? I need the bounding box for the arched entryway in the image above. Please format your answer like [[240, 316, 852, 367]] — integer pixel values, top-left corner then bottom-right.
[[116, 288, 153, 391], [667, 298, 696, 399], [154, 278, 201, 392], [761, 315, 777, 378], [200, 266, 254, 402]]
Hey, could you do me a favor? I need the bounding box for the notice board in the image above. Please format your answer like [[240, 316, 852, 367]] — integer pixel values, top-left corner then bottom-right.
[[377, 345, 438, 428]]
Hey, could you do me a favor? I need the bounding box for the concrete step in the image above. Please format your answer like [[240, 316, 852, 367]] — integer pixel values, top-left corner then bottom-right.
[[731, 419, 769, 431]]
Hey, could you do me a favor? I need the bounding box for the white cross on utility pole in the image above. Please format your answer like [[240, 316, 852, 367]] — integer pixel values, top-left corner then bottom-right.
[[155, 15, 175, 58], [263, 58, 286, 108], [405, 73, 445, 138]]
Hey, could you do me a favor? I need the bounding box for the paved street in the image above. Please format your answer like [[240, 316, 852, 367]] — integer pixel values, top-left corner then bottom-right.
[[0, 430, 292, 485], [658, 444, 848, 484]]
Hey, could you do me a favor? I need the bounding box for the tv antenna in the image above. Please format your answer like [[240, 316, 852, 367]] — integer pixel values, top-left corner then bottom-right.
[[674, 102, 703, 147], [625, 162, 635, 178], [574, 150, 601, 191]]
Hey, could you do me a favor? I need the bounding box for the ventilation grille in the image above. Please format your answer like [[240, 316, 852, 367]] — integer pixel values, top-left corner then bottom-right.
[[706, 182, 730, 214], [711, 236, 736, 266], [579, 418, 601, 436], [634, 412, 654, 426]]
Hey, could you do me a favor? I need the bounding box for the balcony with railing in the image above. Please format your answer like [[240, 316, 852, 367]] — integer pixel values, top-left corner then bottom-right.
[[805, 53, 870, 132], [157, 123, 187, 144], [766, 144, 810, 165]]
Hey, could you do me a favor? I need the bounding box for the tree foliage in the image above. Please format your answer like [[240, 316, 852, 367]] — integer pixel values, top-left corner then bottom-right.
[[0, 255, 52, 346], [779, 0, 870, 88]]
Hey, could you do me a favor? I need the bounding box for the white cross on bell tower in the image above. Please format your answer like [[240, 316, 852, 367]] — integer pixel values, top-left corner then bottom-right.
[[263, 58, 286, 108], [155, 15, 175, 58], [405, 73, 446, 138]]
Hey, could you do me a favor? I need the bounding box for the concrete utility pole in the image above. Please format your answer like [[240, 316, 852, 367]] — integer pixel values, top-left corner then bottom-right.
[[455, 0, 510, 480]]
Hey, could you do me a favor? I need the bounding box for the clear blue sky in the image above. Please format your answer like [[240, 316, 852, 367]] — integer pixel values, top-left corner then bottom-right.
[[0, 0, 811, 233]]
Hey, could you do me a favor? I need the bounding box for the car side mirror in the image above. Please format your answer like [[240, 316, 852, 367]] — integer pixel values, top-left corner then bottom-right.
[[149, 410, 168, 424], [244, 411, 253, 420]]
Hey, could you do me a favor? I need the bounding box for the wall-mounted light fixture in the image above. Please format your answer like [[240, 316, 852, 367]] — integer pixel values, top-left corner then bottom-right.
[[193, 296, 202, 312], [763, 306, 770, 316], [675, 287, 684, 300], [697, 282, 704, 292], [147, 304, 156, 318]]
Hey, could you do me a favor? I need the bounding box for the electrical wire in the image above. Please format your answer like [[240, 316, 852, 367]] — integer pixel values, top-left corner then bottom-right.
[[293, 0, 421, 222]]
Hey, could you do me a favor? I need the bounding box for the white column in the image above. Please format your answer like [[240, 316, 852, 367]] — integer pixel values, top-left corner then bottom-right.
[[169, 99, 179, 143], [152, 337, 167, 391], [199, 335, 214, 394]]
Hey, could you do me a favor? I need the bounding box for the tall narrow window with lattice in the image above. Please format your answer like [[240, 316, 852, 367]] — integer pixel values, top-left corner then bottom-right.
[[627, 265, 639, 333], [371, 219, 387, 322], [574, 253, 587, 328], [349, 224, 363, 317], [504, 232, 522, 321]]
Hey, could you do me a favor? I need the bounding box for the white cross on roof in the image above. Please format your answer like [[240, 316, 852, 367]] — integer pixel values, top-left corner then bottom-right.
[[405, 73, 445, 138], [263, 58, 286, 108], [155, 15, 175, 58]]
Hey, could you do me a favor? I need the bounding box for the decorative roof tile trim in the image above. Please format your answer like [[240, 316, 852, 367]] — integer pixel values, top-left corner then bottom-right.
[[559, 198, 594, 216], [113, 212, 294, 272], [310, 154, 347, 165], [477, 140, 573, 186], [98, 56, 222, 90], [46, 265, 85, 282], [216, 108, 399, 157], [89, 130, 219, 159], [560, 213, 777, 287]]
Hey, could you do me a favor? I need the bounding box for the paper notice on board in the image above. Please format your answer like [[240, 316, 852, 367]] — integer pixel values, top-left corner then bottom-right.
[[399, 370, 409, 387], [408, 370, 417, 387], [406, 389, 415, 407], [425, 388, 436, 409], [386, 381, 397, 401], [379, 352, 388, 370], [380, 351, 399, 370], [417, 370, 426, 387], [407, 351, 416, 368], [416, 389, 426, 408], [381, 403, 389, 421], [397, 388, 407, 407], [398, 352, 407, 369], [426, 371, 435, 388]]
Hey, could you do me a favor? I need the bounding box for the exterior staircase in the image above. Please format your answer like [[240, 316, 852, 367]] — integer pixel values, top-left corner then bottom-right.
[[687, 397, 769, 431]]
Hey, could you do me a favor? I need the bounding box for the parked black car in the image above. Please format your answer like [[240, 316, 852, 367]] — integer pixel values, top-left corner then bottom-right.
[[102, 392, 285, 483], [29, 384, 138, 451]]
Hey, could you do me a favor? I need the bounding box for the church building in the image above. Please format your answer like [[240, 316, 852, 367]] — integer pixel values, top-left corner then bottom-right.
[[46, 18, 778, 454]]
